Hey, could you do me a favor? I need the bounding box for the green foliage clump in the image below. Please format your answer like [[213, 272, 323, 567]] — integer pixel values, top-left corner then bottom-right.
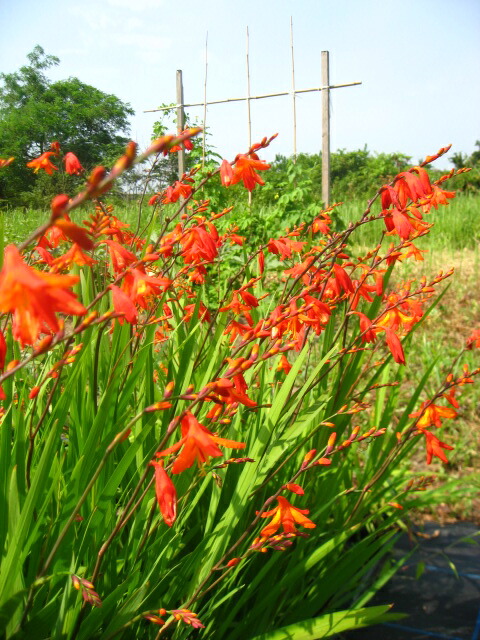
[[448, 141, 480, 193]]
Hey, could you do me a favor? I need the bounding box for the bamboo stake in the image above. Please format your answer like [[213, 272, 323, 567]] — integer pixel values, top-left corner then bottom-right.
[[246, 26, 252, 206], [144, 82, 362, 112], [202, 32, 208, 168], [321, 51, 330, 206], [290, 16, 297, 163]]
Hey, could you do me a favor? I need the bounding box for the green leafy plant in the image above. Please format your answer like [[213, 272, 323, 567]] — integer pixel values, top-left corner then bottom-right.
[[0, 131, 477, 640]]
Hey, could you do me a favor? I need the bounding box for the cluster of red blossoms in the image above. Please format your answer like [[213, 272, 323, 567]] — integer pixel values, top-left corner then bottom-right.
[[25, 140, 84, 176], [0, 134, 477, 574]]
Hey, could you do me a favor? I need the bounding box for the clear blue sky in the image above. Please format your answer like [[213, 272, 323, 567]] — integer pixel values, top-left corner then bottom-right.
[[1, 0, 479, 167]]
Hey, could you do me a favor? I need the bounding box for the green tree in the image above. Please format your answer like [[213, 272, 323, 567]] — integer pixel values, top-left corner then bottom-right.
[[0, 45, 134, 206]]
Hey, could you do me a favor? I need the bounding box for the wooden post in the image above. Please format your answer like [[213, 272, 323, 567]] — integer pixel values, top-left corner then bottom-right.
[[321, 51, 330, 206], [176, 69, 185, 180]]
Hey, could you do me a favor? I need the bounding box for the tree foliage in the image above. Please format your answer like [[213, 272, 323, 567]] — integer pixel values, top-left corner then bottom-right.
[[0, 45, 134, 206]]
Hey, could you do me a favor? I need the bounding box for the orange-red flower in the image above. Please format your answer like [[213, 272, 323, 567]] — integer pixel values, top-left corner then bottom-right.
[[51, 243, 97, 271], [466, 329, 480, 349], [121, 267, 171, 310], [409, 401, 457, 429], [149, 459, 177, 526], [169, 128, 195, 153], [156, 411, 246, 474], [163, 180, 193, 204], [0, 245, 86, 346], [179, 224, 220, 265], [423, 430, 454, 465], [103, 239, 137, 274], [63, 152, 84, 175], [50, 140, 61, 154], [221, 154, 270, 192], [54, 218, 94, 251], [26, 151, 58, 175], [220, 159, 234, 186], [384, 327, 405, 365], [257, 496, 316, 538], [110, 284, 138, 324]]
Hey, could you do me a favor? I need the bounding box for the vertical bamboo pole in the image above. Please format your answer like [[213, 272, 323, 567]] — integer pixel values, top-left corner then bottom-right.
[[246, 26, 252, 150], [176, 69, 185, 180], [202, 33, 208, 168], [246, 26, 252, 205], [321, 51, 330, 206], [290, 17, 297, 163]]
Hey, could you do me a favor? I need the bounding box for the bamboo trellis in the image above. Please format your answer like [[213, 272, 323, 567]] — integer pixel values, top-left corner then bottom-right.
[[144, 23, 361, 206]]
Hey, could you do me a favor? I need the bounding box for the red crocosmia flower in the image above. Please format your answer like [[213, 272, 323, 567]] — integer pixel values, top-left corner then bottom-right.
[[302, 295, 331, 335], [258, 250, 265, 275], [466, 329, 480, 350], [63, 152, 84, 176], [179, 225, 219, 265], [0, 245, 86, 346], [389, 208, 416, 240], [52, 244, 98, 271], [409, 401, 457, 430], [277, 355, 292, 374], [239, 290, 259, 308], [27, 151, 58, 175], [257, 496, 316, 538], [110, 284, 138, 324], [267, 236, 306, 260], [122, 268, 171, 310], [163, 181, 193, 204], [220, 159, 234, 186], [34, 245, 54, 266], [443, 387, 460, 409], [54, 219, 94, 251], [148, 194, 160, 206], [400, 243, 427, 262], [426, 185, 455, 209], [384, 327, 405, 365], [380, 185, 402, 210], [223, 226, 245, 246], [149, 459, 177, 526], [311, 213, 332, 234], [284, 483, 304, 495], [169, 128, 194, 152], [212, 375, 257, 408], [103, 240, 137, 274], [223, 318, 253, 343], [156, 411, 246, 474], [50, 140, 61, 154], [353, 311, 377, 344], [183, 302, 211, 324], [50, 194, 69, 220], [232, 154, 270, 191], [423, 430, 454, 465]]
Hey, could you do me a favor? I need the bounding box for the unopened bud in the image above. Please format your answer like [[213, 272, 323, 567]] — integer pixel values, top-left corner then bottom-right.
[[326, 432, 336, 454]]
